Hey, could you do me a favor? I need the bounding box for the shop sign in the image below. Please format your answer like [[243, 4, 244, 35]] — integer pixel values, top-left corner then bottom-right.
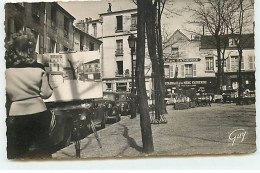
[[166, 80, 207, 86], [165, 58, 201, 63]]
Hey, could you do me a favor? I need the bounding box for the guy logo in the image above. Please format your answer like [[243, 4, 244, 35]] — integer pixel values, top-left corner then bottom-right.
[[229, 129, 247, 146]]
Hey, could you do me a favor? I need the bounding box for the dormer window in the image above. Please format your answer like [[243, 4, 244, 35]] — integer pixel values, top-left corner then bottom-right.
[[229, 38, 236, 47]]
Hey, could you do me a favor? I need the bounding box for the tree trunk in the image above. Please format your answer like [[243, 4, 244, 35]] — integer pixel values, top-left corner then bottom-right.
[[156, 0, 167, 115], [215, 36, 222, 94], [145, 0, 161, 120], [136, 0, 154, 153], [237, 49, 243, 104]]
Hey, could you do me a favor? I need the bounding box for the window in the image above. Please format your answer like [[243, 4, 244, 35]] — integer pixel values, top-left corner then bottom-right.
[[164, 65, 170, 78], [116, 39, 123, 55], [226, 56, 245, 71], [249, 56, 255, 70], [171, 47, 179, 57], [50, 39, 56, 53], [130, 14, 137, 30], [229, 38, 236, 47], [106, 83, 112, 90], [116, 15, 123, 31], [51, 6, 56, 28], [32, 3, 40, 21], [206, 57, 214, 71], [185, 64, 193, 77], [116, 61, 123, 75], [80, 35, 84, 51], [170, 65, 174, 78], [64, 16, 69, 37], [116, 82, 127, 92], [92, 23, 97, 37], [182, 64, 196, 78], [89, 42, 94, 51], [230, 56, 239, 71]]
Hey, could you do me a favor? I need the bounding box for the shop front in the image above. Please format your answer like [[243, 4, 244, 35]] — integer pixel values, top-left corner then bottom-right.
[[165, 77, 217, 95]]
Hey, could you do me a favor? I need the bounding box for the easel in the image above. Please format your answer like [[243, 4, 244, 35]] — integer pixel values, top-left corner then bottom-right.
[[74, 118, 102, 158]]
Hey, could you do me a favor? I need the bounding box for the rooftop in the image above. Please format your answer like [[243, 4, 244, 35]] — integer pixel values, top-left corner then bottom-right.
[[99, 8, 137, 16], [200, 34, 254, 49]]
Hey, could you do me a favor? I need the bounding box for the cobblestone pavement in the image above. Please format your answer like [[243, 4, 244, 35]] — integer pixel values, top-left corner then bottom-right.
[[52, 103, 256, 159]]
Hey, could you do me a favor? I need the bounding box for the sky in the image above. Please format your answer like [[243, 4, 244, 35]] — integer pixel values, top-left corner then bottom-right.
[[58, 0, 194, 37]]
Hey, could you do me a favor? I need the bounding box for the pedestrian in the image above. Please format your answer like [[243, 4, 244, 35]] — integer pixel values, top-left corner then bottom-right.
[[173, 97, 176, 110], [5, 30, 53, 159]]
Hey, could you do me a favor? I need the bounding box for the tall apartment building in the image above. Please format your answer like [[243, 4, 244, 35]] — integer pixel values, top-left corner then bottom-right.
[[98, 8, 152, 94], [5, 2, 75, 54]]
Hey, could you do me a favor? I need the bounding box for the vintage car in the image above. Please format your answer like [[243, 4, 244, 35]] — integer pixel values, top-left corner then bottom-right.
[[195, 93, 212, 107], [164, 93, 178, 105], [242, 90, 255, 105], [103, 92, 133, 116], [94, 99, 120, 123], [222, 89, 238, 103]]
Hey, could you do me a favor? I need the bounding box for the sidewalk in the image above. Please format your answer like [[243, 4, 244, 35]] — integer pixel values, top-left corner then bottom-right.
[[52, 104, 256, 159]]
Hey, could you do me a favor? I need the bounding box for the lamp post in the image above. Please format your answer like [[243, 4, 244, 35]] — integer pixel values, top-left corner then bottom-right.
[[128, 34, 136, 119]]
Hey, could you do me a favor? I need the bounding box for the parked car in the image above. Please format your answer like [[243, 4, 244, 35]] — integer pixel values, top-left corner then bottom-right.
[[222, 89, 237, 103], [242, 90, 255, 105], [103, 92, 133, 116], [164, 93, 177, 105], [94, 98, 120, 123]]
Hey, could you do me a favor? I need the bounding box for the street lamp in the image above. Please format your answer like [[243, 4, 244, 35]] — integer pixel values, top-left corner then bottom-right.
[[128, 34, 136, 119]]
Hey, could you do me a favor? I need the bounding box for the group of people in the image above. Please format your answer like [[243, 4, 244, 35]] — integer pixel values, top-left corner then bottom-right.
[[5, 30, 53, 159]]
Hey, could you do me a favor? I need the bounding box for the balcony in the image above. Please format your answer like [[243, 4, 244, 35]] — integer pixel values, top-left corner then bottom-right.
[[115, 49, 123, 56]]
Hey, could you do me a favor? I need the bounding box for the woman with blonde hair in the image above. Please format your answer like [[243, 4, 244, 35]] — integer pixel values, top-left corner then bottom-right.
[[5, 30, 53, 159]]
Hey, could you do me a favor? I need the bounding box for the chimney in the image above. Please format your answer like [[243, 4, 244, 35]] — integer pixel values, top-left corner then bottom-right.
[[107, 3, 112, 13]]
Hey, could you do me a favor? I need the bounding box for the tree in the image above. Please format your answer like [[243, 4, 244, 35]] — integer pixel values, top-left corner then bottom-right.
[[136, 0, 154, 153], [223, 0, 254, 104], [145, 0, 168, 122], [188, 0, 230, 94]]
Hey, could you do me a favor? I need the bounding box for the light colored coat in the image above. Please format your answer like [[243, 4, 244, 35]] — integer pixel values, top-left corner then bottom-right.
[[6, 63, 52, 116]]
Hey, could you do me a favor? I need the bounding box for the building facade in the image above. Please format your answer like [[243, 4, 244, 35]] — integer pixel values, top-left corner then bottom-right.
[[98, 8, 152, 95], [200, 34, 255, 93], [163, 30, 216, 94], [73, 27, 102, 52], [5, 2, 75, 54]]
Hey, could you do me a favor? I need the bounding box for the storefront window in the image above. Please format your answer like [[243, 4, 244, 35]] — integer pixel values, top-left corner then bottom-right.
[[116, 82, 127, 92]]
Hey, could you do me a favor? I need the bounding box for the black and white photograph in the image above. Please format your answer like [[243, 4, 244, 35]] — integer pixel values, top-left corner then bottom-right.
[[1, 0, 258, 166]]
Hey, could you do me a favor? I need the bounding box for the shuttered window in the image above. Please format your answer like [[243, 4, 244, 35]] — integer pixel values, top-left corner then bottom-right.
[[226, 57, 230, 71], [170, 65, 174, 78], [249, 56, 255, 70], [193, 64, 197, 77], [181, 65, 184, 77]]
